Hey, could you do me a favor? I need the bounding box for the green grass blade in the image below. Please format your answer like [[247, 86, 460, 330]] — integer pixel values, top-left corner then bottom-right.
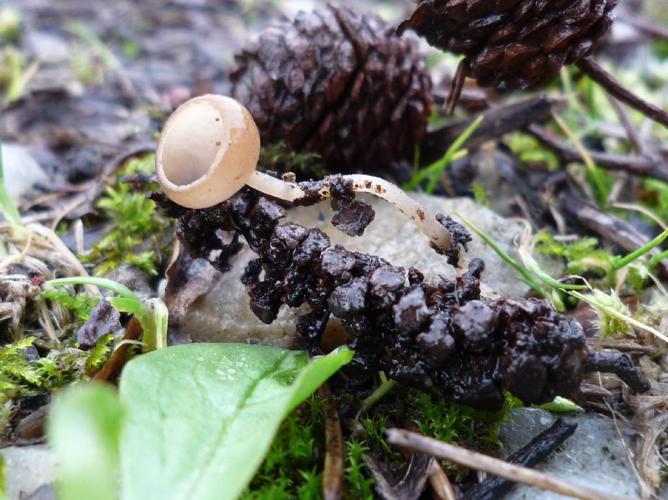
[[48, 277, 139, 302], [0, 141, 23, 228], [613, 229, 668, 270], [404, 115, 484, 193], [455, 212, 545, 296]]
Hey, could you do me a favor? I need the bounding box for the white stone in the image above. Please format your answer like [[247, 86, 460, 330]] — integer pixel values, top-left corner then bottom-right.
[[1, 445, 55, 500], [1, 142, 48, 205]]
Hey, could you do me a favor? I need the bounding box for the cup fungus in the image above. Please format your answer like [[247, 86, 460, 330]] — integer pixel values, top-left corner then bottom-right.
[[156, 94, 452, 251]]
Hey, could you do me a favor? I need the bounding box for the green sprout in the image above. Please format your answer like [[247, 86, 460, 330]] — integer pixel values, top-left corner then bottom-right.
[[0, 141, 23, 230], [404, 115, 484, 193], [0, 7, 21, 43], [612, 228, 668, 271], [0, 47, 34, 104], [455, 211, 545, 296], [457, 212, 668, 342], [47, 277, 168, 351]]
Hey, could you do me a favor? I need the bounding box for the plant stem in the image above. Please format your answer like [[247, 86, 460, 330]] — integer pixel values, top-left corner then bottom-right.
[[405, 115, 484, 193], [0, 141, 24, 229], [48, 277, 138, 301], [613, 228, 668, 270], [577, 58, 668, 128], [552, 113, 608, 205], [455, 212, 545, 296], [357, 378, 397, 416]]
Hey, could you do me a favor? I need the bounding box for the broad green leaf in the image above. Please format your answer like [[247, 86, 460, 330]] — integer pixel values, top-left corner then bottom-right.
[[119, 344, 353, 500], [48, 383, 123, 500]]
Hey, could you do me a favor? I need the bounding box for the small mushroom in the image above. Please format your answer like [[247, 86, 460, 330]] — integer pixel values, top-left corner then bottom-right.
[[156, 94, 452, 252]]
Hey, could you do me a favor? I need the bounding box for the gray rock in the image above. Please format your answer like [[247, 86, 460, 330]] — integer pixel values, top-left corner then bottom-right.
[[178, 194, 555, 347], [500, 408, 641, 499], [1, 142, 48, 205], [25, 31, 70, 63], [0, 446, 55, 500]]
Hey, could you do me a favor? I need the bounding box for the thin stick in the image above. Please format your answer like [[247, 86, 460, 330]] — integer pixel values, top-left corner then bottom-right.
[[609, 97, 645, 155], [386, 428, 623, 500], [357, 378, 397, 417], [423, 94, 561, 164], [619, 15, 668, 42], [577, 58, 668, 128], [445, 60, 467, 114], [466, 419, 577, 499], [320, 385, 344, 500], [528, 124, 668, 182], [428, 459, 457, 500]]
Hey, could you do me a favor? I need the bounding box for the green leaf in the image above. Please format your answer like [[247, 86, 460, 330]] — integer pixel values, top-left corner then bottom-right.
[[119, 344, 353, 500], [0, 452, 6, 500], [48, 383, 123, 500], [0, 141, 23, 228], [47, 277, 167, 351], [537, 396, 582, 414]]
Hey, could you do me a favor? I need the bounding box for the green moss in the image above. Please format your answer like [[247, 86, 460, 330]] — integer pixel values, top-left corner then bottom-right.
[[259, 143, 327, 180], [244, 384, 523, 498], [584, 289, 634, 338], [82, 155, 170, 276], [506, 132, 559, 170], [345, 440, 374, 500], [535, 232, 612, 277], [409, 390, 518, 449], [534, 231, 652, 291], [0, 337, 42, 397], [122, 155, 155, 177], [42, 289, 100, 322], [0, 334, 113, 433], [243, 397, 324, 499]]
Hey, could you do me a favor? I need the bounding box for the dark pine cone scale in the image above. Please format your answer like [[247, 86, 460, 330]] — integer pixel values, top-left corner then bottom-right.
[[230, 5, 432, 169], [400, 0, 617, 90], [156, 189, 650, 412]]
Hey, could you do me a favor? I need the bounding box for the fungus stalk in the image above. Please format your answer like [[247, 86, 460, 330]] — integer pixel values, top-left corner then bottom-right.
[[156, 94, 452, 252]]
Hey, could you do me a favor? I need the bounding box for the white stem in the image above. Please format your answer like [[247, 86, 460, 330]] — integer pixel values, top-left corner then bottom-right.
[[246, 170, 306, 201], [321, 174, 452, 251], [247, 171, 452, 251]]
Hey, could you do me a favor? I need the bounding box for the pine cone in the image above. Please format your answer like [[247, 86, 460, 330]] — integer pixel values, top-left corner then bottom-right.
[[230, 5, 432, 168], [400, 0, 617, 90]]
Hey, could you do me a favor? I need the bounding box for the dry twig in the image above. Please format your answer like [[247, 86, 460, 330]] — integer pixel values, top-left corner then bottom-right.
[[465, 419, 577, 499], [320, 385, 344, 500], [528, 124, 668, 181], [619, 15, 668, 43], [386, 428, 622, 500], [577, 58, 668, 129], [423, 95, 561, 164], [427, 459, 457, 500]]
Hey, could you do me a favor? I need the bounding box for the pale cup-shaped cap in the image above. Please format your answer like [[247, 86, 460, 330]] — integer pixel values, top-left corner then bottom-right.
[[156, 94, 261, 209]]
